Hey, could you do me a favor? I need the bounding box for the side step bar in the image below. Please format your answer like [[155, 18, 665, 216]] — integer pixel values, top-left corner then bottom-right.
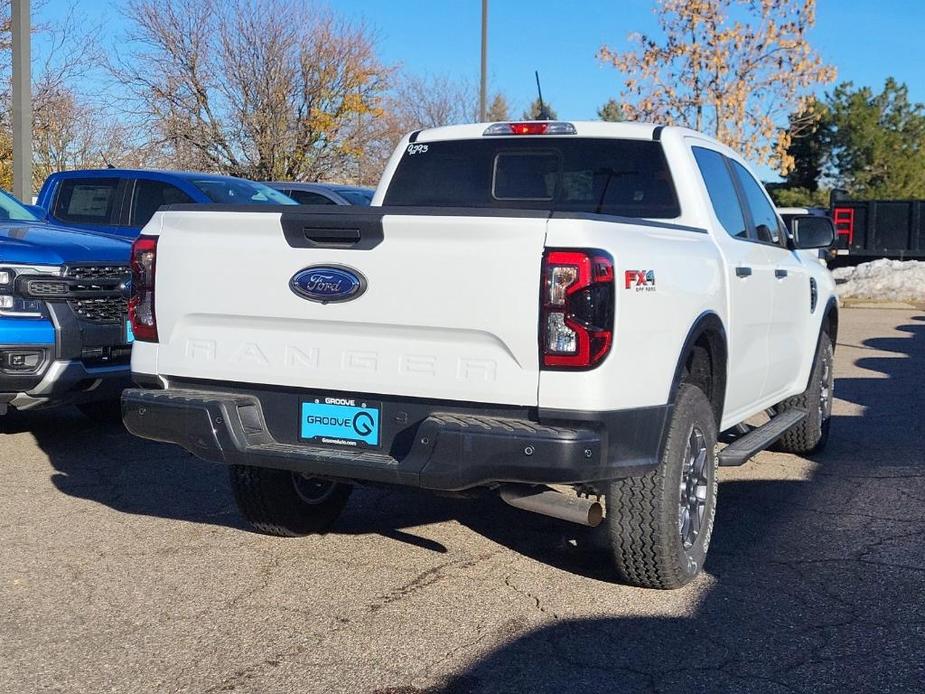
[[718, 408, 807, 466]]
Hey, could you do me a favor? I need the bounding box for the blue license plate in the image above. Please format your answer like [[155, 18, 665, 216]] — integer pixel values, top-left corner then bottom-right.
[[125, 320, 135, 344], [300, 398, 380, 448]]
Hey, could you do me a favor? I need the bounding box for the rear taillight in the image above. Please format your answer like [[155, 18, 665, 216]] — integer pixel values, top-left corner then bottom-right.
[[128, 235, 158, 342], [540, 249, 614, 370]]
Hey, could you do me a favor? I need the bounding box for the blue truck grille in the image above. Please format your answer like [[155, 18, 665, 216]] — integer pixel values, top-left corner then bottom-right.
[[26, 280, 70, 296], [65, 265, 129, 281], [18, 265, 130, 324], [68, 297, 129, 323]]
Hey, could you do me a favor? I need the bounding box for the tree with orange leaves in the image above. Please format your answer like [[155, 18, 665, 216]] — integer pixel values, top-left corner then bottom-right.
[[598, 0, 835, 174]]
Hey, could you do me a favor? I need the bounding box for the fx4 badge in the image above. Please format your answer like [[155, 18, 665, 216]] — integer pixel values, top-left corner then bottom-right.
[[625, 269, 656, 292]]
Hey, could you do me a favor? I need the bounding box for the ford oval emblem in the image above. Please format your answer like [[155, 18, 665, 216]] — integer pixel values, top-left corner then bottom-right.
[[289, 265, 366, 304]]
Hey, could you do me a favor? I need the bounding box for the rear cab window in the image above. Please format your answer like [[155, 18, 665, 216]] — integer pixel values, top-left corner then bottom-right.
[[52, 178, 122, 225], [131, 179, 194, 227], [338, 189, 373, 206], [288, 190, 338, 205], [191, 179, 296, 205], [383, 138, 680, 219]]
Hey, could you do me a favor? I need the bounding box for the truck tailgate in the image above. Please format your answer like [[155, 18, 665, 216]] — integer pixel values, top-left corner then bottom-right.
[[152, 208, 547, 406]]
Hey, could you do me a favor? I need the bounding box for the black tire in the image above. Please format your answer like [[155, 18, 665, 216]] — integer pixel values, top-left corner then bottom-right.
[[229, 465, 351, 537], [775, 332, 834, 455], [77, 400, 124, 425], [605, 384, 719, 589]]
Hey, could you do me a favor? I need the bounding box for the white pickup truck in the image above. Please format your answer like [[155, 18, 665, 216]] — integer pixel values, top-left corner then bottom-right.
[[122, 121, 837, 589]]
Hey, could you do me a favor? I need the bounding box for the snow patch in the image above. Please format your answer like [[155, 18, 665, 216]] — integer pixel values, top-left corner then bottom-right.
[[832, 259, 925, 304]]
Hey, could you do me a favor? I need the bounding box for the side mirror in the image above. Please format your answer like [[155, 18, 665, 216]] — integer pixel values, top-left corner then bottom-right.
[[791, 215, 835, 250]]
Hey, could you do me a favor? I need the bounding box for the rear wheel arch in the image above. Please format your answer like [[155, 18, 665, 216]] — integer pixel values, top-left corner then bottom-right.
[[821, 298, 839, 346], [800, 297, 838, 393], [669, 312, 728, 427]]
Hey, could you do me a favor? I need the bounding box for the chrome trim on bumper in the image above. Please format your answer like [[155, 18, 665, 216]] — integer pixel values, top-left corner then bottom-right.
[[10, 359, 130, 409]]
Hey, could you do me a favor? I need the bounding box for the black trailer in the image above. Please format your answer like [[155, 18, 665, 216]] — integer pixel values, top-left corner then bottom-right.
[[830, 198, 925, 261]]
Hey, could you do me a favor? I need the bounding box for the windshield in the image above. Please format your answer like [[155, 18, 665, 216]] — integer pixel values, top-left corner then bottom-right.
[[0, 189, 40, 222], [383, 137, 680, 218], [338, 189, 373, 206], [191, 179, 297, 205]]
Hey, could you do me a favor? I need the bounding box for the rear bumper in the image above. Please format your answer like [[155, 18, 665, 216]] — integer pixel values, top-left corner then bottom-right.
[[8, 359, 131, 410], [122, 384, 669, 491]]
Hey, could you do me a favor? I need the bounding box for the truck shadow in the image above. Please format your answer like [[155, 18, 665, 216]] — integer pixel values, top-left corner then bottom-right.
[[17, 316, 925, 552], [18, 316, 925, 636], [16, 314, 925, 689], [419, 314, 925, 692], [6, 410, 250, 531]]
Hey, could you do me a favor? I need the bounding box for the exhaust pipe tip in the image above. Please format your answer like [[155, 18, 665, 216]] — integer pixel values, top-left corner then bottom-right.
[[500, 485, 603, 527], [587, 500, 604, 527]]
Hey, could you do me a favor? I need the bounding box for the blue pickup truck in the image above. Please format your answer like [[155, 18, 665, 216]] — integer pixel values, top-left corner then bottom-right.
[[0, 188, 132, 418], [36, 169, 296, 238]]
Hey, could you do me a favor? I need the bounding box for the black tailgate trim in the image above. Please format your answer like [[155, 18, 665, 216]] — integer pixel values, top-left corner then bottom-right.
[[280, 209, 385, 250]]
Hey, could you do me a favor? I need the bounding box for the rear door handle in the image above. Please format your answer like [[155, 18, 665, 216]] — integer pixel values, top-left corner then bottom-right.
[[735, 266, 752, 278], [775, 269, 789, 279]]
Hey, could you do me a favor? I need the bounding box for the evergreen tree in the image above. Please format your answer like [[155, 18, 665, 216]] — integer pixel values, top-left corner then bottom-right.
[[827, 79, 925, 198], [597, 98, 624, 122], [486, 93, 510, 121], [522, 98, 557, 120], [784, 99, 830, 192]]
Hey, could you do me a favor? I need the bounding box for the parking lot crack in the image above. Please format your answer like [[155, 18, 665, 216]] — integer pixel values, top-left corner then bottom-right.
[[502, 574, 560, 620], [367, 552, 499, 615]]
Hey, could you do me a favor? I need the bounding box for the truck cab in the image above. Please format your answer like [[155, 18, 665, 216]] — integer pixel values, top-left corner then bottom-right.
[[0, 188, 133, 416], [35, 169, 297, 238]]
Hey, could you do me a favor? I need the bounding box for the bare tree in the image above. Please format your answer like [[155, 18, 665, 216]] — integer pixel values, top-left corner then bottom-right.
[[392, 72, 478, 131], [32, 89, 133, 185], [334, 71, 479, 185], [110, 0, 390, 181], [0, 1, 118, 190]]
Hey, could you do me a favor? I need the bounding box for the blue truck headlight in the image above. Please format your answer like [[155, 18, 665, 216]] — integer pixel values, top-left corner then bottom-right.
[[0, 295, 43, 313], [0, 265, 59, 316]]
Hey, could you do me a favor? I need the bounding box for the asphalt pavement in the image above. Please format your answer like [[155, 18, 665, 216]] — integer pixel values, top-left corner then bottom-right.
[[1, 307, 923, 693]]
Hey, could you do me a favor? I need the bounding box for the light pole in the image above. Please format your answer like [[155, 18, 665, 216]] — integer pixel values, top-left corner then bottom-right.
[[479, 0, 487, 121], [12, 0, 32, 203]]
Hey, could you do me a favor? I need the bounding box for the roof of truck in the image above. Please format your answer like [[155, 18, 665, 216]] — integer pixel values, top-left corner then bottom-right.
[[44, 169, 259, 183], [410, 121, 672, 142]]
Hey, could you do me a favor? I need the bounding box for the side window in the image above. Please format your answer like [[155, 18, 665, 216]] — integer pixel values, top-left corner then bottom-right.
[[289, 189, 338, 205], [131, 179, 193, 227], [52, 178, 121, 225], [730, 162, 783, 244], [692, 147, 748, 239]]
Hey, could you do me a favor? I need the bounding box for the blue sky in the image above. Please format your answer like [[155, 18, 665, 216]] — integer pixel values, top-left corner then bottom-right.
[[40, 0, 925, 119]]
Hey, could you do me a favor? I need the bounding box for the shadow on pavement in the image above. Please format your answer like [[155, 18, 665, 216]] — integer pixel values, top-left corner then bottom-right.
[[426, 314, 925, 692], [15, 315, 925, 691], [5, 408, 250, 530]]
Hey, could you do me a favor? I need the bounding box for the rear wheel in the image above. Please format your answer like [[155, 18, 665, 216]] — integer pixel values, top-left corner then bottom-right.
[[605, 384, 719, 589], [229, 465, 351, 536], [776, 332, 834, 455]]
